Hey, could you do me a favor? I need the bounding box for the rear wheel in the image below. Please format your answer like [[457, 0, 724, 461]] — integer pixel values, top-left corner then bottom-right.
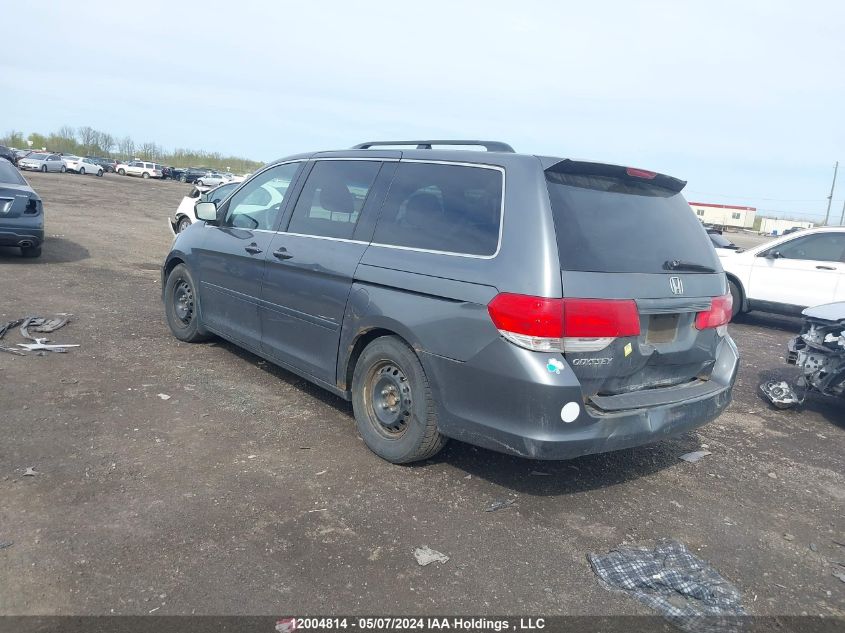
[[41, 165, 47, 172], [142, 172, 150, 179], [60, 165, 67, 173], [164, 264, 210, 342], [21, 244, 42, 258], [351, 336, 445, 463], [728, 278, 744, 318], [80, 167, 86, 175]]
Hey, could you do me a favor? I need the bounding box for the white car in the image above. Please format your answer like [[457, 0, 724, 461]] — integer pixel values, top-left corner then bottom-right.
[[169, 181, 240, 234], [195, 172, 232, 187], [117, 160, 163, 179], [62, 156, 104, 176], [720, 227, 845, 317], [18, 153, 66, 173]]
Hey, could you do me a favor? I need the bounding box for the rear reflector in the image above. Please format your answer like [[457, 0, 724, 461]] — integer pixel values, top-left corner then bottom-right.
[[487, 294, 640, 352], [695, 293, 733, 330]]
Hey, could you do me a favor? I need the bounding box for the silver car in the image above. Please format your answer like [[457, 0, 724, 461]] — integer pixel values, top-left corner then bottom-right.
[[18, 153, 66, 173]]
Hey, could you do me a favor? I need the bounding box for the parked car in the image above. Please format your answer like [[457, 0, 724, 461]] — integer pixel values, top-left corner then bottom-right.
[[63, 156, 104, 177], [707, 230, 739, 251], [13, 149, 33, 165], [169, 181, 240, 234], [167, 167, 186, 181], [179, 167, 211, 184], [0, 145, 17, 165], [781, 226, 804, 236], [720, 227, 845, 317], [86, 156, 118, 172], [161, 139, 738, 464], [18, 153, 66, 173], [195, 171, 231, 187], [0, 158, 43, 258], [116, 160, 163, 179]]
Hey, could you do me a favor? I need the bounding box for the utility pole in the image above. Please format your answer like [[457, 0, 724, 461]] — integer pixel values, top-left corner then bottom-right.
[[824, 161, 838, 225], [840, 197, 845, 226]]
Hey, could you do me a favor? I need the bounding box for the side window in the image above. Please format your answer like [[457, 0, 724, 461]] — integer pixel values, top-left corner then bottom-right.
[[223, 163, 300, 231], [372, 162, 503, 256], [209, 183, 237, 204], [775, 233, 845, 262], [286, 160, 381, 239]]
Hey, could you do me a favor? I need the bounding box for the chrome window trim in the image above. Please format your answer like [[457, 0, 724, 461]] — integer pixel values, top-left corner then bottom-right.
[[368, 159, 505, 260]]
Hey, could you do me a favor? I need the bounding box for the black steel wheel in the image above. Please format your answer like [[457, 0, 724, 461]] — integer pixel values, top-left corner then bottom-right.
[[352, 336, 445, 463], [164, 264, 210, 342]]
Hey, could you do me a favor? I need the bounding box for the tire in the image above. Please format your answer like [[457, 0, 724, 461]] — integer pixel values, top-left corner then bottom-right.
[[60, 165, 67, 173], [97, 170, 103, 177], [21, 244, 42, 258], [176, 216, 192, 233], [728, 278, 744, 318], [164, 264, 210, 342], [142, 172, 150, 179], [80, 167, 86, 175], [351, 336, 446, 463], [180, 175, 187, 183], [41, 165, 47, 172], [118, 168, 126, 176]]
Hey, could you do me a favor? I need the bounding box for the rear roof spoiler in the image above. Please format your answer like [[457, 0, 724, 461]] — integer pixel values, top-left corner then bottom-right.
[[546, 159, 687, 193], [352, 140, 515, 153]]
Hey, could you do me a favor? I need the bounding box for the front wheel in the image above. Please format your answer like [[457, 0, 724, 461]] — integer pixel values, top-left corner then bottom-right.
[[164, 264, 210, 342], [180, 175, 187, 182], [118, 168, 126, 175], [351, 336, 446, 463], [97, 169, 103, 177], [176, 216, 192, 233], [197, 180, 204, 186]]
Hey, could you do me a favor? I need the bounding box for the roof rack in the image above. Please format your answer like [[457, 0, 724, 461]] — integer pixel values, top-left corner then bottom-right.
[[352, 140, 515, 153]]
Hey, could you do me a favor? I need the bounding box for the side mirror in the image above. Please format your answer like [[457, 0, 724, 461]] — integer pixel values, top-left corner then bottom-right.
[[195, 201, 218, 223], [765, 250, 781, 259]]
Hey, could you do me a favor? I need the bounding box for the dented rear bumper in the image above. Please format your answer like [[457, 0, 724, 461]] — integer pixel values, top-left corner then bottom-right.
[[423, 335, 739, 460]]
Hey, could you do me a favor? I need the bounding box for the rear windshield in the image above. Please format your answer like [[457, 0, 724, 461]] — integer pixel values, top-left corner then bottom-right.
[[0, 160, 26, 185], [546, 171, 719, 274]]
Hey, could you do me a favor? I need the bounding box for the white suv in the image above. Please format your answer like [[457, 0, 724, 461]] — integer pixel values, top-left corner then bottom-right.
[[117, 160, 163, 179], [720, 227, 845, 317]]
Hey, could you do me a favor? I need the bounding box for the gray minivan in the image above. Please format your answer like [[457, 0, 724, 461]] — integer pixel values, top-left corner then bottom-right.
[[161, 140, 738, 463]]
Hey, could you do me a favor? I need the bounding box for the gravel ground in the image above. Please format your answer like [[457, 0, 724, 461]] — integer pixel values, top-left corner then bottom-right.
[[0, 171, 843, 617]]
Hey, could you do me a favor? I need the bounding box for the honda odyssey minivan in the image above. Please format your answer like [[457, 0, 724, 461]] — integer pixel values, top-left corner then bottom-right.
[[162, 140, 738, 463]]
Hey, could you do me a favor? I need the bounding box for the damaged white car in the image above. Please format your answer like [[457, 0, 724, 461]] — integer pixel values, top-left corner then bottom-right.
[[170, 181, 239, 234], [760, 302, 845, 408]]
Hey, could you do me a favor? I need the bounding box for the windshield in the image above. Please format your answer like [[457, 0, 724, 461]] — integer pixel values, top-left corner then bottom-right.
[[709, 233, 735, 248], [28, 153, 47, 160], [546, 171, 720, 274], [0, 160, 26, 184]]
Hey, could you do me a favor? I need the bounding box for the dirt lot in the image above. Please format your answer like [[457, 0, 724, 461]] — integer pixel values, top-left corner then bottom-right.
[[1, 172, 844, 617]]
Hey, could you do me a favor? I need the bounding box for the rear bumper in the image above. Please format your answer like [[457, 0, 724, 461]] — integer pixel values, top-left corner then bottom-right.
[[0, 226, 44, 247], [422, 335, 739, 460]]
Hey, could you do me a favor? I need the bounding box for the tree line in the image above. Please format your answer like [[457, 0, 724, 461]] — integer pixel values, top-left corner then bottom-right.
[[1, 127, 263, 174]]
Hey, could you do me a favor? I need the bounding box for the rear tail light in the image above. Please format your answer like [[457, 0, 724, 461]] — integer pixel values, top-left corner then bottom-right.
[[626, 167, 657, 179], [487, 294, 640, 353], [695, 293, 732, 330]]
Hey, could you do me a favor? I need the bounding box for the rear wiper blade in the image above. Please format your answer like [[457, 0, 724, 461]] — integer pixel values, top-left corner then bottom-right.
[[664, 259, 717, 273]]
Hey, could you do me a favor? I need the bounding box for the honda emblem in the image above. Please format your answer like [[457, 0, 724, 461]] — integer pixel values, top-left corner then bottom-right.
[[669, 276, 684, 295]]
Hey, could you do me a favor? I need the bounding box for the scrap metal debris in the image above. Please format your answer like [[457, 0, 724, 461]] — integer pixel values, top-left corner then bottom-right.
[[759, 380, 801, 409], [413, 545, 449, 566], [0, 541, 13, 550], [0, 315, 76, 355], [589, 539, 746, 633], [23, 467, 38, 477], [679, 450, 712, 463], [485, 499, 516, 512]]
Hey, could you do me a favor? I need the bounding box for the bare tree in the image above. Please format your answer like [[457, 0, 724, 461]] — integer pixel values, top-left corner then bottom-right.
[[139, 142, 158, 161], [118, 136, 135, 159], [97, 132, 115, 155], [57, 125, 76, 142], [78, 126, 98, 152]]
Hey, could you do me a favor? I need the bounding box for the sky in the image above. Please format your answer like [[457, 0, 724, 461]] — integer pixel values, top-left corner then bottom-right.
[[3, 1, 844, 223]]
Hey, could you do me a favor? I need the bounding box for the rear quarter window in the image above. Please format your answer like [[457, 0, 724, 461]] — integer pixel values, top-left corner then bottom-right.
[[372, 162, 502, 256]]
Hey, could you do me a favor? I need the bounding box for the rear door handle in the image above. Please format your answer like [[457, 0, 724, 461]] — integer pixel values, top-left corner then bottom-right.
[[273, 247, 293, 260], [816, 265, 836, 270], [244, 243, 263, 255]]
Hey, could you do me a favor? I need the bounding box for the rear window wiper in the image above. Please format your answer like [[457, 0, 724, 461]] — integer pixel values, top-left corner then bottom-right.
[[664, 259, 717, 273]]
